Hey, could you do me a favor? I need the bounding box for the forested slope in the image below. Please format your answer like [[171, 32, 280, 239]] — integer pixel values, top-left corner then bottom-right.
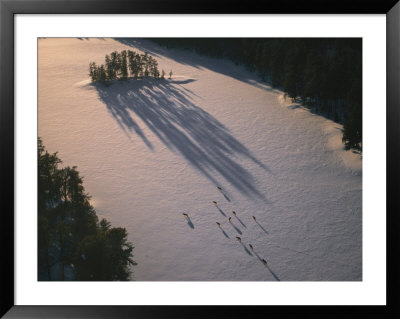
[[152, 38, 362, 150]]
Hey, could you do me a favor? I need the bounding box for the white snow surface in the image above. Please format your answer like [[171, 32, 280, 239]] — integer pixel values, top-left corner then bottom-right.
[[38, 38, 362, 281]]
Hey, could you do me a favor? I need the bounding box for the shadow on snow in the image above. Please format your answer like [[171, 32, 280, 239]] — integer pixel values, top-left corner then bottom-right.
[[217, 207, 226, 216], [95, 78, 269, 200], [239, 242, 253, 256], [253, 251, 280, 281], [114, 38, 281, 95], [229, 221, 242, 235], [185, 217, 194, 229], [256, 220, 268, 234], [219, 227, 230, 239]]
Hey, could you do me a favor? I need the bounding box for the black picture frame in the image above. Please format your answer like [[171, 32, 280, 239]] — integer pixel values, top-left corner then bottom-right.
[[1, 0, 399, 318]]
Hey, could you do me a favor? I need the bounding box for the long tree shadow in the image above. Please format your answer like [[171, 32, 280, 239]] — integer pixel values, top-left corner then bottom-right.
[[114, 38, 282, 95], [95, 78, 270, 200]]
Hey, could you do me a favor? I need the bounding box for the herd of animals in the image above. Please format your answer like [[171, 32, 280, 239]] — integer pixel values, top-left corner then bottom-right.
[[183, 186, 269, 267]]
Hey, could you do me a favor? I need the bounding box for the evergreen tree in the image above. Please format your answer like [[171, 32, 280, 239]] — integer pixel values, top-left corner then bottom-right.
[[137, 54, 144, 78], [110, 51, 120, 80], [38, 138, 136, 281], [149, 57, 160, 78], [127, 50, 135, 78], [283, 54, 298, 100], [74, 225, 136, 281], [151, 38, 362, 149], [302, 51, 322, 107], [120, 50, 128, 80], [105, 54, 114, 80], [89, 62, 98, 81], [90, 50, 162, 83], [98, 65, 107, 83], [142, 52, 149, 77], [134, 53, 142, 78]]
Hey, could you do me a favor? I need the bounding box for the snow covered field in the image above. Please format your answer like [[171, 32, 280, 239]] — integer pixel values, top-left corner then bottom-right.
[[38, 38, 362, 281]]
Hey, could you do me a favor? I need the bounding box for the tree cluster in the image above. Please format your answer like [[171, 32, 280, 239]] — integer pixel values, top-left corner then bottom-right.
[[38, 138, 136, 281], [89, 50, 166, 83], [152, 38, 362, 150]]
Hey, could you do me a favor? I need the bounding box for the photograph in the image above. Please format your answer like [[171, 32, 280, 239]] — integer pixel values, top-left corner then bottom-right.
[[1, 0, 398, 315], [38, 37, 362, 282]]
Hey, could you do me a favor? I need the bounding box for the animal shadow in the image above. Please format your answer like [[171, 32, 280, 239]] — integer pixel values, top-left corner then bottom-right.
[[240, 242, 253, 256], [235, 215, 246, 228], [185, 217, 194, 229], [256, 221, 268, 234], [230, 222, 242, 235], [253, 251, 280, 281], [218, 208, 226, 217], [219, 228, 230, 239]]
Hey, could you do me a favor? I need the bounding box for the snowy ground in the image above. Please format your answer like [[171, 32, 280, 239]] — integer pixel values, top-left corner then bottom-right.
[[38, 38, 362, 281]]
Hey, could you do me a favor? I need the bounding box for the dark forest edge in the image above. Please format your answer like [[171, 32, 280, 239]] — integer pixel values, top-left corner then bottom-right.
[[38, 138, 136, 281], [151, 38, 362, 151], [89, 50, 172, 84]]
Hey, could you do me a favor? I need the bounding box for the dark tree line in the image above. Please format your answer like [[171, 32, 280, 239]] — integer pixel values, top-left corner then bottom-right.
[[89, 50, 168, 84], [38, 138, 136, 281], [151, 38, 362, 150]]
